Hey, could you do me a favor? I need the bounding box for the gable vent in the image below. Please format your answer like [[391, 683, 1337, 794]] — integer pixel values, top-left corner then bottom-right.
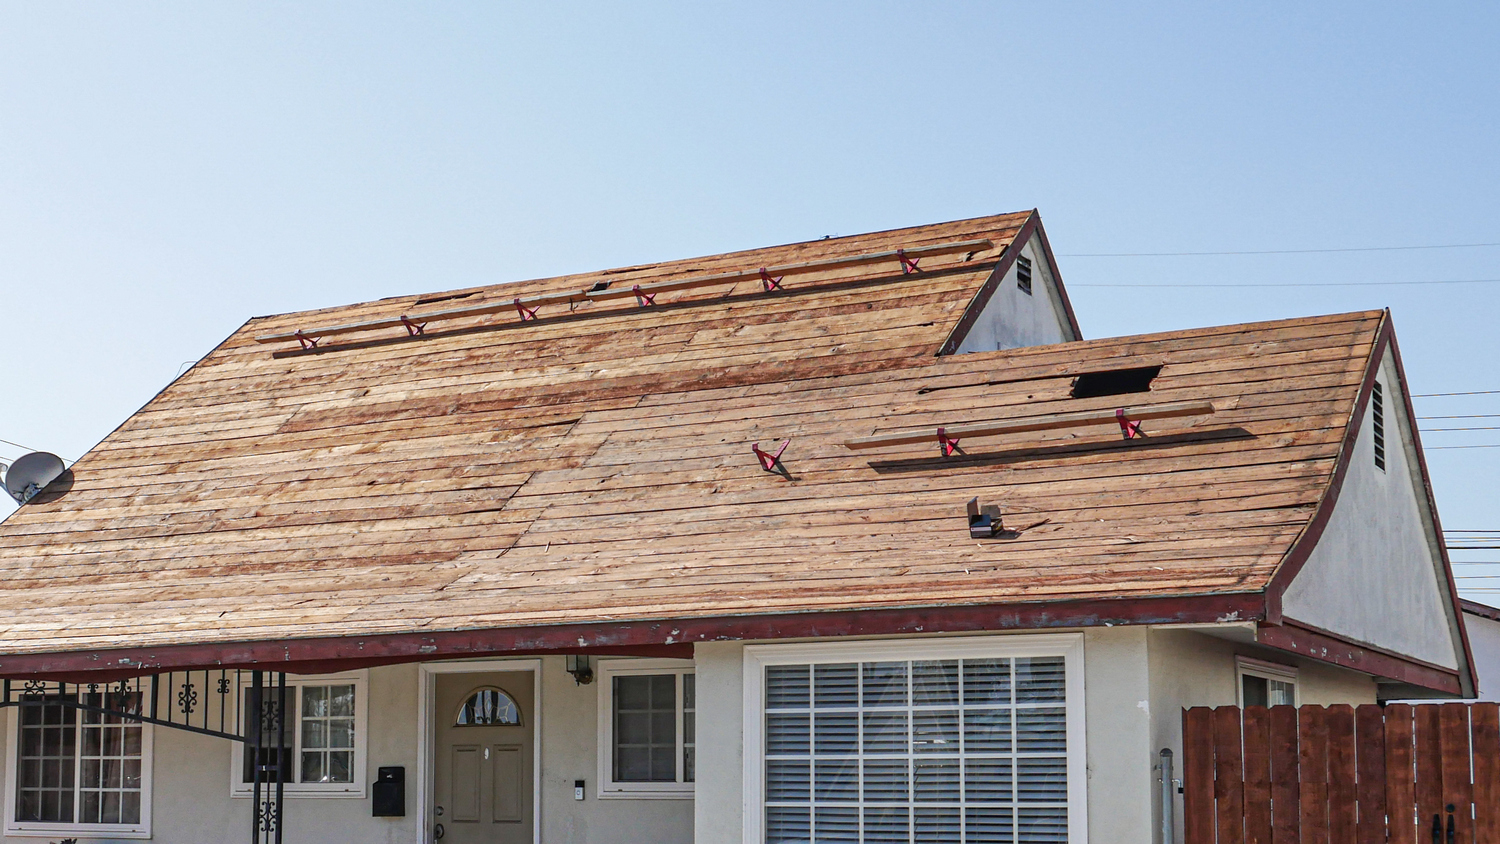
[[1372, 380, 1386, 471], [1016, 256, 1033, 295], [1070, 365, 1162, 399]]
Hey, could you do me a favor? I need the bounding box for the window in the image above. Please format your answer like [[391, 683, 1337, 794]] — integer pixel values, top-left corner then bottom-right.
[[230, 672, 368, 798], [745, 635, 1086, 844], [1016, 256, 1033, 295], [4, 690, 153, 839], [456, 687, 522, 726], [596, 659, 695, 798], [1372, 380, 1387, 471], [1236, 657, 1298, 708]]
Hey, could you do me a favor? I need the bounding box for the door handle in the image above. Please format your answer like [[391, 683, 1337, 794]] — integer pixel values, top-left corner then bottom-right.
[[434, 822, 445, 840]]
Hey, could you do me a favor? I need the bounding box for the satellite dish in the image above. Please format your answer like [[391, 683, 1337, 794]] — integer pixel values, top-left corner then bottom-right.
[[5, 452, 66, 504]]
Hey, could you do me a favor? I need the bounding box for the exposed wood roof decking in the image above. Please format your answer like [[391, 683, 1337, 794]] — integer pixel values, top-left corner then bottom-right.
[[0, 212, 1396, 677]]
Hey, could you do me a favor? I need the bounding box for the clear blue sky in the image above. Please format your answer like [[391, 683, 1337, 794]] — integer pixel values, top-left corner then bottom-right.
[[2, 3, 1497, 591]]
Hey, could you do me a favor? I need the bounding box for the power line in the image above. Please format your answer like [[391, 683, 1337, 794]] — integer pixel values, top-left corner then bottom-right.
[[1428, 444, 1500, 450], [1060, 242, 1500, 258], [1414, 390, 1500, 398], [1072, 278, 1500, 289], [1420, 415, 1500, 420], [1420, 427, 1500, 432]]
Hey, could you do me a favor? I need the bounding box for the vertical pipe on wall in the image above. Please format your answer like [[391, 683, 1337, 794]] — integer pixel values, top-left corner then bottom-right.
[[1160, 748, 1176, 844]]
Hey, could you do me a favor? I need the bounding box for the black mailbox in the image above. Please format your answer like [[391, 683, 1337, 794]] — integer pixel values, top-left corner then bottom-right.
[[373, 766, 405, 817]]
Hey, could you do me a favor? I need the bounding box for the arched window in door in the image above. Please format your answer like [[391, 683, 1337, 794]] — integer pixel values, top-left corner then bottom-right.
[[454, 687, 522, 726]]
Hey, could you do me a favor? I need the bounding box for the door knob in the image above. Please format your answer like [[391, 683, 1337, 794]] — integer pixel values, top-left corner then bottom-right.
[[434, 822, 445, 839]]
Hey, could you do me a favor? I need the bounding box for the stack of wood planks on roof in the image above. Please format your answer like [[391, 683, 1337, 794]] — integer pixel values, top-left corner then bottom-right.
[[0, 210, 1383, 662]]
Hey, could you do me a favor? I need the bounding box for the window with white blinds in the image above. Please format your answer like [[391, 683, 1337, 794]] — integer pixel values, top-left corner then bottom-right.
[[747, 637, 1082, 844]]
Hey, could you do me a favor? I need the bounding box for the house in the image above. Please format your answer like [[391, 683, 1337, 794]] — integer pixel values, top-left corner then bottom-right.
[[0, 211, 1472, 844], [1459, 600, 1500, 701]]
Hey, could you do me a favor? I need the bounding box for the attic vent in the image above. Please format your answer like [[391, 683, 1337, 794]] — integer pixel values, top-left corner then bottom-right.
[[1372, 380, 1386, 471], [1070, 365, 1162, 399], [1016, 256, 1033, 295]]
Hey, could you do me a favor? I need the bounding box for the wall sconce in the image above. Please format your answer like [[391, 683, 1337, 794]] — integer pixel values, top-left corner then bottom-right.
[[565, 655, 595, 685]]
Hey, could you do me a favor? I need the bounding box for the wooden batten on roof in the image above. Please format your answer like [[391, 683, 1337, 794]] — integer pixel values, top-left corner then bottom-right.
[[0, 212, 1470, 695]]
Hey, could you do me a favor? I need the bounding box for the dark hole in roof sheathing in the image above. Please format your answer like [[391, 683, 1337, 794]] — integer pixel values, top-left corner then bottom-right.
[[414, 291, 478, 306], [1070, 365, 1162, 399]]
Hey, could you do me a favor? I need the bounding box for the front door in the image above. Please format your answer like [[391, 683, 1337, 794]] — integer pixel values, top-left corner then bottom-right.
[[433, 671, 534, 844]]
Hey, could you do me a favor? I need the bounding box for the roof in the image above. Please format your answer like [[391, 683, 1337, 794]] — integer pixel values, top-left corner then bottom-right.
[[0, 213, 1409, 677], [1463, 599, 1500, 623]]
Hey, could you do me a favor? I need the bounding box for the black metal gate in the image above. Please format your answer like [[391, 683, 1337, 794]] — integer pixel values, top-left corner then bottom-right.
[[0, 669, 290, 844]]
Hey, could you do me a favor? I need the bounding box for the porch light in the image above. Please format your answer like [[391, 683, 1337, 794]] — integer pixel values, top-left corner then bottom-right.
[[565, 655, 595, 685]]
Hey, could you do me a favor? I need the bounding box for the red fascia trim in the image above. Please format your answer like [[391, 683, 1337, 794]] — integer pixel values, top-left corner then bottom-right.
[[1257, 620, 1462, 696], [937, 210, 1083, 356], [1461, 599, 1500, 624], [0, 592, 1267, 678], [1263, 313, 1391, 623]]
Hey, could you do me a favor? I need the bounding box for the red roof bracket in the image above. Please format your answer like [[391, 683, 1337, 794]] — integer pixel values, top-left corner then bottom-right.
[[897, 248, 921, 275], [759, 268, 784, 292], [1116, 408, 1147, 439], [632, 285, 657, 307], [936, 427, 960, 457], [294, 331, 320, 350], [752, 440, 790, 473], [514, 298, 539, 322], [399, 315, 426, 336]]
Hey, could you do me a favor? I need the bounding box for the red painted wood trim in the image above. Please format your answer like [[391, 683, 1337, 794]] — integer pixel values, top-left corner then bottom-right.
[[1256, 621, 1462, 695], [0, 592, 1267, 678], [937, 210, 1083, 355]]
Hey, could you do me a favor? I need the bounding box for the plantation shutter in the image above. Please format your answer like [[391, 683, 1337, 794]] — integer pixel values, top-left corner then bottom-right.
[[764, 655, 1070, 843]]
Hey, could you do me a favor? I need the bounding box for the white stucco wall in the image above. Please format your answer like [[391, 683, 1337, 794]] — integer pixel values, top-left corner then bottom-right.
[[1280, 349, 1462, 670], [952, 232, 1077, 353], [1463, 609, 1500, 701]]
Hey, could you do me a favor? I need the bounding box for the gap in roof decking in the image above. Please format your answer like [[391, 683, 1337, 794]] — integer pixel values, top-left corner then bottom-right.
[[1070, 366, 1162, 399]]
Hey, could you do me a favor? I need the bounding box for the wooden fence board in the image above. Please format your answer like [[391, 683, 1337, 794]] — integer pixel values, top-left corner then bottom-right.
[[1387, 704, 1417, 844], [1301, 706, 1332, 844], [1269, 705, 1302, 844], [1214, 706, 1247, 844], [1440, 703, 1475, 844], [1416, 705, 1445, 838], [1185, 707, 1216, 844], [1473, 703, 1500, 844], [1355, 704, 1387, 844], [1326, 704, 1357, 844], [1243, 706, 1273, 844]]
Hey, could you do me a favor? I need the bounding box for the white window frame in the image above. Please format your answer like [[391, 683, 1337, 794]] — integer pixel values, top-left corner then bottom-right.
[[743, 633, 1088, 844], [1235, 656, 1300, 708], [2, 694, 155, 840], [596, 658, 696, 799], [229, 670, 369, 799]]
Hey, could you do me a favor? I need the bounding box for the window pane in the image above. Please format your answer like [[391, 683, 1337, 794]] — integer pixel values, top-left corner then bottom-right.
[[613, 674, 677, 783], [816, 806, 860, 842], [298, 683, 359, 786], [912, 661, 959, 707], [1014, 658, 1065, 703], [1268, 680, 1296, 707], [913, 710, 960, 754], [1014, 709, 1065, 754], [815, 664, 859, 708], [963, 660, 1012, 705], [862, 662, 908, 708], [767, 807, 811, 844], [767, 666, 810, 710], [863, 712, 908, 754]]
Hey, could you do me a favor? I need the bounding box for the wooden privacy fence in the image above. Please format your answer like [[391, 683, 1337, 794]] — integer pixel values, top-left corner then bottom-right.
[[1183, 703, 1500, 844]]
